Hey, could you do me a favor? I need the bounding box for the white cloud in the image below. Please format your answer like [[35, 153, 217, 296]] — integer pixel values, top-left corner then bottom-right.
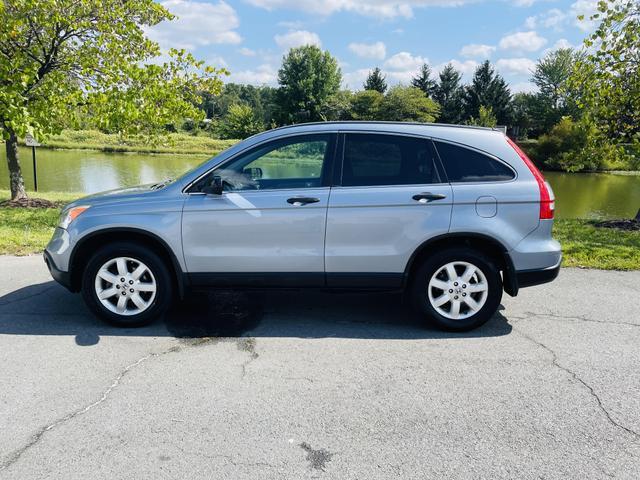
[[274, 30, 321, 50], [246, 0, 480, 19], [239, 47, 257, 56], [499, 31, 547, 52], [541, 38, 574, 57], [342, 69, 371, 89], [511, 82, 538, 94], [434, 59, 479, 78], [523, 0, 599, 33], [229, 64, 278, 85], [459, 43, 496, 58], [496, 57, 536, 76], [146, 0, 241, 49], [348, 41, 386, 60], [384, 51, 427, 71]]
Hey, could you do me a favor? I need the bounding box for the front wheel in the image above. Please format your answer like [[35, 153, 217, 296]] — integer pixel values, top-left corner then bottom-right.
[[81, 242, 173, 327], [411, 248, 502, 331]]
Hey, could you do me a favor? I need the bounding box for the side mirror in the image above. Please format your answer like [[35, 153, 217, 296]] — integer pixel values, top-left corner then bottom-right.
[[202, 175, 223, 195]]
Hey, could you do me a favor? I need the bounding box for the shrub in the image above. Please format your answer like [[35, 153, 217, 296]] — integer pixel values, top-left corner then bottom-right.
[[536, 117, 633, 172], [218, 104, 264, 140]]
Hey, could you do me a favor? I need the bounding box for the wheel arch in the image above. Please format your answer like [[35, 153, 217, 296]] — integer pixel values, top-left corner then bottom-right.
[[68, 228, 185, 298], [403, 233, 518, 296]]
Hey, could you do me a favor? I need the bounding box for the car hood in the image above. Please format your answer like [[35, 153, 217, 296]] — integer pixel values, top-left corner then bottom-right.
[[63, 184, 162, 209]]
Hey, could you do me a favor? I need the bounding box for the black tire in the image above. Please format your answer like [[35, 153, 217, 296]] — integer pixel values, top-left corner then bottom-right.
[[81, 242, 173, 327], [410, 248, 502, 332]]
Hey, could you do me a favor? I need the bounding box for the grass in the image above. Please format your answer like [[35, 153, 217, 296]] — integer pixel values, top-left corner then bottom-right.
[[25, 129, 239, 155], [1, 190, 639, 270]]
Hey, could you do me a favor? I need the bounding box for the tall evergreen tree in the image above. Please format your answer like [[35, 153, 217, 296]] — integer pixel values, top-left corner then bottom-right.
[[433, 63, 465, 124], [411, 64, 436, 98], [363, 67, 387, 93], [463, 60, 512, 125]]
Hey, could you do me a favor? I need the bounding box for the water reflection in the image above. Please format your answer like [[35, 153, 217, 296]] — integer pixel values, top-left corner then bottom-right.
[[1, 147, 638, 219]]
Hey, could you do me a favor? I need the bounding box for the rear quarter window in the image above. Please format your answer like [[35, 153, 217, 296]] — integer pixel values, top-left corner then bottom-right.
[[434, 141, 515, 183]]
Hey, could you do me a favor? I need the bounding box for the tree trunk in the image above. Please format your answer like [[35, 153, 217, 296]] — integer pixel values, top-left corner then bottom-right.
[[5, 130, 27, 200]]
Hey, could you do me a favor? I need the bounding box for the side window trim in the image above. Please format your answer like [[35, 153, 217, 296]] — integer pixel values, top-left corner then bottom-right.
[[185, 133, 338, 194], [431, 138, 517, 184], [335, 131, 445, 188]]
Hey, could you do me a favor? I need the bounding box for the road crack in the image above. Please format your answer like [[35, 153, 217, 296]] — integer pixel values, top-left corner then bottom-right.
[[510, 311, 640, 328], [0, 343, 181, 473], [515, 327, 640, 440]]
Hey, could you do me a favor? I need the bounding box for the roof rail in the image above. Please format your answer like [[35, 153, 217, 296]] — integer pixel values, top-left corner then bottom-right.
[[267, 120, 503, 133]]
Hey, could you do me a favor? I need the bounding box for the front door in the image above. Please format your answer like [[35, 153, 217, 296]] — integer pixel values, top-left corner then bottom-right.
[[182, 133, 336, 287], [325, 132, 453, 287]]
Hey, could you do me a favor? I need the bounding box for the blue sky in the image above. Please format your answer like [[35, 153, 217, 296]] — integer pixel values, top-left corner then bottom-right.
[[146, 0, 599, 93]]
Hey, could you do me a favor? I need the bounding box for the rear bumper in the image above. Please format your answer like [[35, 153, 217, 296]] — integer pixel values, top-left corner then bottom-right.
[[43, 250, 73, 290], [516, 257, 561, 289]]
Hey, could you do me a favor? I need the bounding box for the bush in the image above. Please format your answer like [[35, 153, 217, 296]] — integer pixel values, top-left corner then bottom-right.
[[218, 104, 264, 140], [535, 117, 633, 172]]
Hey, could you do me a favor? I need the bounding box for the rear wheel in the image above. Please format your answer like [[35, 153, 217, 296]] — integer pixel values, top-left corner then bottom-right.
[[411, 248, 502, 331], [81, 242, 173, 327]]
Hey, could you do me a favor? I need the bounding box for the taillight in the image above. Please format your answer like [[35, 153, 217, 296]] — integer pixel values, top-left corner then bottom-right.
[[506, 137, 554, 219]]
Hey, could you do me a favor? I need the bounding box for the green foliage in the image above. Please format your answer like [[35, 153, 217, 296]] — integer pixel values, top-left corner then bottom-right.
[[320, 90, 354, 121], [218, 104, 263, 140], [464, 61, 512, 125], [411, 64, 437, 98], [350, 90, 384, 120], [378, 86, 440, 123], [41, 130, 238, 155], [363, 67, 387, 94], [536, 117, 633, 172], [0, 0, 226, 199], [433, 63, 465, 124], [570, 0, 640, 141], [276, 45, 342, 123], [466, 105, 498, 128], [201, 83, 277, 127]]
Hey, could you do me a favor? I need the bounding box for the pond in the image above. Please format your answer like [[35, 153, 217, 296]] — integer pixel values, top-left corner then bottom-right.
[[1, 146, 639, 219]]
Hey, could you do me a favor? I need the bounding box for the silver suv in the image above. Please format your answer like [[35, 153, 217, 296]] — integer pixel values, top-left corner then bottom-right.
[[44, 122, 561, 331]]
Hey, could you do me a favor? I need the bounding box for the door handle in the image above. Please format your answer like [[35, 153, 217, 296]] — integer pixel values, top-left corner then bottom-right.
[[287, 197, 320, 206], [412, 192, 447, 203]]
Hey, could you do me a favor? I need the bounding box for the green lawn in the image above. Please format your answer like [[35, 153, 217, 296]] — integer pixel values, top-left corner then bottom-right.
[[28, 129, 239, 155], [1, 190, 639, 270]]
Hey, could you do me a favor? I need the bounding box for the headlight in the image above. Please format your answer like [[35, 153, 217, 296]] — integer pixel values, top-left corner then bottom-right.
[[59, 206, 90, 229]]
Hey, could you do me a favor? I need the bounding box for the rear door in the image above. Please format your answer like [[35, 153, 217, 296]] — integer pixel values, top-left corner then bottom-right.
[[325, 132, 453, 287]]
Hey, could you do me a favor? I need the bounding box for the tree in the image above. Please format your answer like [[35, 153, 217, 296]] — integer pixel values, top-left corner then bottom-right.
[[350, 90, 384, 120], [466, 105, 497, 127], [570, 0, 640, 140], [218, 104, 263, 139], [378, 86, 440, 122], [0, 0, 226, 200], [363, 67, 387, 93], [463, 61, 512, 125], [320, 90, 353, 121], [433, 64, 465, 124], [276, 45, 342, 124], [411, 64, 436, 98], [526, 48, 581, 134]]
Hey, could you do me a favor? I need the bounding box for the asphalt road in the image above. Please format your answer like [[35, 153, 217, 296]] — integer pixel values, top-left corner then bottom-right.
[[0, 255, 638, 479]]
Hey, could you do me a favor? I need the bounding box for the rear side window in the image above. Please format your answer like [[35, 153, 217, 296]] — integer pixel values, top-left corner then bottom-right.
[[434, 141, 515, 183], [342, 133, 442, 186]]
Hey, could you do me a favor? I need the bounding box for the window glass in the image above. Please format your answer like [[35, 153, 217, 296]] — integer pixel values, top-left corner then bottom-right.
[[342, 134, 441, 186], [434, 141, 515, 182], [192, 134, 331, 192]]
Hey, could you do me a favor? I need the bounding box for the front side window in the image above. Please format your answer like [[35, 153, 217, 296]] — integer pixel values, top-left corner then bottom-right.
[[191, 134, 332, 192], [341, 133, 442, 187], [434, 141, 515, 183]]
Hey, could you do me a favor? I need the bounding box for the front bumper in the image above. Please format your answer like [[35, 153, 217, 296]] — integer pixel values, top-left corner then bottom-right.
[[515, 257, 561, 289], [43, 250, 72, 290]]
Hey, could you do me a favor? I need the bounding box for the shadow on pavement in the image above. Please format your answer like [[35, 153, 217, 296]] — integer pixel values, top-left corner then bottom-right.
[[0, 281, 513, 346]]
